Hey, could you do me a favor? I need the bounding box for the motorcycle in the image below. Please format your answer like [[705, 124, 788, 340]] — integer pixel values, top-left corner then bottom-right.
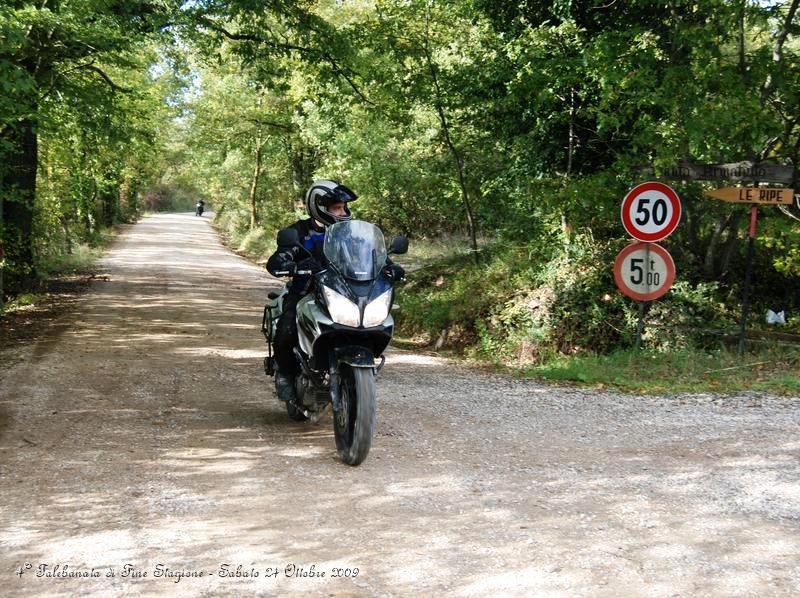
[[262, 220, 408, 466], [195, 201, 205, 216]]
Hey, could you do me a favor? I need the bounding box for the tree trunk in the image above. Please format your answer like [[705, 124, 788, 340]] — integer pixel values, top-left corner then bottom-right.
[[703, 213, 731, 280], [434, 102, 478, 261], [289, 134, 315, 206], [561, 88, 576, 245], [61, 215, 73, 255], [422, 5, 478, 261], [249, 135, 263, 230], [738, 0, 747, 80], [1, 118, 38, 293], [704, 212, 743, 280], [719, 212, 743, 278], [761, 0, 800, 104], [102, 186, 116, 228]]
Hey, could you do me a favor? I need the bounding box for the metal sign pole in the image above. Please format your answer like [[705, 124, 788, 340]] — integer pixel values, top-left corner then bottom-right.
[[0, 191, 4, 312], [738, 205, 758, 355], [636, 243, 653, 349], [636, 301, 646, 349]]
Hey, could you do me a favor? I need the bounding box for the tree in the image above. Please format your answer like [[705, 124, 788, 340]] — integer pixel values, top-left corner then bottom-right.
[[0, 0, 172, 294]]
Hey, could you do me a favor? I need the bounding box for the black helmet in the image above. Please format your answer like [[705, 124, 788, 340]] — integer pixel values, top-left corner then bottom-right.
[[305, 180, 358, 227]]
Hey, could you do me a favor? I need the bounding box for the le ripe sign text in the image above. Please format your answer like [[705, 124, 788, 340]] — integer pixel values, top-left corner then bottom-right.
[[704, 187, 795, 205]]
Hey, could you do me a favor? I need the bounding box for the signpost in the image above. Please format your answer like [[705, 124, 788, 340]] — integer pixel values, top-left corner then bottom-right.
[[704, 185, 790, 354], [704, 187, 794, 205], [637, 161, 796, 185], [630, 160, 797, 353], [0, 193, 3, 312], [617, 182, 681, 348], [621, 182, 682, 242]]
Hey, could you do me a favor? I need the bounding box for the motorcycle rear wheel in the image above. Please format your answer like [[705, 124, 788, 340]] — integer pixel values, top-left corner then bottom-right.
[[333, 365, 376, 466]]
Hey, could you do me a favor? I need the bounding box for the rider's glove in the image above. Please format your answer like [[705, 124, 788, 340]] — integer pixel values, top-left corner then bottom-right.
[[383, 263, 406, 281]]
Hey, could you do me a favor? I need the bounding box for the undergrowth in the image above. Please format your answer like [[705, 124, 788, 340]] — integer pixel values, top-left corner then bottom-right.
[[395, 237, 800, 395]]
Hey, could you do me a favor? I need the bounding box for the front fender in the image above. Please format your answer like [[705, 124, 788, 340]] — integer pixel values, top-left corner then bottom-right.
[[335, 346, 375, 368]]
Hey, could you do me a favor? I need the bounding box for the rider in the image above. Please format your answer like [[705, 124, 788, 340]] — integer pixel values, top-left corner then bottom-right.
[[266, 180, 404, 402]]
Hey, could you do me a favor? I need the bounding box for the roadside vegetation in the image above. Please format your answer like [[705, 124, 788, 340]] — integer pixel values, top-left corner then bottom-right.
[[393, 240, 800, 395], [2, 227, 120, 314], [2, 1, 799, 393], [525, 346, 800, 395]]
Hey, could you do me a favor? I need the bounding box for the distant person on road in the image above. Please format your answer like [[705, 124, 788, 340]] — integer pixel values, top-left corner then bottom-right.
[[195, 199, 205, 217], [266, 180, 404, 401]]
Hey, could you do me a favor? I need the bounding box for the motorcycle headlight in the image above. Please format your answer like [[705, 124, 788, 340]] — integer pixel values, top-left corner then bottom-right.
[[362, 289, 392, 328], [322, 286, 361, 327]]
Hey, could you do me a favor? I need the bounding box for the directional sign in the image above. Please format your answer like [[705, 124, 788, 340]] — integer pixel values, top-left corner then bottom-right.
[[614, 242, 676, 302], [705, 187, 794, 205], [621, 182, 682, 242], [637, 161, 796, 185]]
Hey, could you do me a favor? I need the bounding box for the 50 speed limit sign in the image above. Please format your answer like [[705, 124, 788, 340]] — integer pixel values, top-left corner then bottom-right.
[[614, 242, 676, 301], [621, 182, 682, 242]]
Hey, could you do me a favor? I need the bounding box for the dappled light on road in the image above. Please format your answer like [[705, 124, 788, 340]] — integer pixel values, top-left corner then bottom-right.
[[1, 213, 799, 596]]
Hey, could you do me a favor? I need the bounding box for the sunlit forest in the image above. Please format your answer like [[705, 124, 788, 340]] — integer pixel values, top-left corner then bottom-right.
[[2, 0, 799, 363]]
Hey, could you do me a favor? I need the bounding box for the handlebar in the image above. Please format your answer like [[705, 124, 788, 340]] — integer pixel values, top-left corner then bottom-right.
[[274, 270, 314, 277]]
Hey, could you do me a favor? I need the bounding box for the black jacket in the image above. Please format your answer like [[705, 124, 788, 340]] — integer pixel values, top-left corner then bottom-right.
[[267, 218, 403, 294], [266, 218, 326, 294]]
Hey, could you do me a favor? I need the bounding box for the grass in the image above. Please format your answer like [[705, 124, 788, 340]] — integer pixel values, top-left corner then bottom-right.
[[39, 242, 105, 277], [402, 234, 480, 272], [2, 227, 120, 315], [3, 292, 48, 312], [236, 227, 275, 263], [522, 346, 800, 395]]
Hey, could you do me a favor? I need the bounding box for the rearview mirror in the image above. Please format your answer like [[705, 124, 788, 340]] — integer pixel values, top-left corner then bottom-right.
[[388, 235, 409, 255]]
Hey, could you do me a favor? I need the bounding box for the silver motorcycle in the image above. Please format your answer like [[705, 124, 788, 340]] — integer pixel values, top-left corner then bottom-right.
[[262, 220, 408, 465]]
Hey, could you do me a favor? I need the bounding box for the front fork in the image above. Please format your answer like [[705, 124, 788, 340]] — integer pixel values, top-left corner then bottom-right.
[[329, 366, 342, 412], [328, 348, 385, 414]]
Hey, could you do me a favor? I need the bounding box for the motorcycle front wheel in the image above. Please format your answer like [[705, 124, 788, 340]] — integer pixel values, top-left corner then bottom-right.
[[334, 365, 376, 466]]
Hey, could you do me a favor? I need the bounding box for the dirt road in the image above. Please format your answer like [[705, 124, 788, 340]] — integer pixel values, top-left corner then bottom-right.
[[1, 214, 799, 597]]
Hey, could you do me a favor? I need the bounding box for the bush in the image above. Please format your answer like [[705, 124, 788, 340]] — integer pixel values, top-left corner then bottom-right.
[[397, 233, 751, 365]]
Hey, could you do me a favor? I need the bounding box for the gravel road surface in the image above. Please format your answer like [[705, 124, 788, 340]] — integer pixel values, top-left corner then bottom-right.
[[1, 213, 798, 597]]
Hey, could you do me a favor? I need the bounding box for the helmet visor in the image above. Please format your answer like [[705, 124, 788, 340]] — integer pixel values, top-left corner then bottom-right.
[[320, 184, 357, 206]]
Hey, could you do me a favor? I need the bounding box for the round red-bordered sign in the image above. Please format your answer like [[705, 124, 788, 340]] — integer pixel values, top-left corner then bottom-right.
[[621, 182, 682, 242], [614, 242, 676, 301]]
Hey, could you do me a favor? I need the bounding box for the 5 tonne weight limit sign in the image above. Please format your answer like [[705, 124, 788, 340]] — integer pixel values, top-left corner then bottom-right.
[[614, 242, 676, 301]]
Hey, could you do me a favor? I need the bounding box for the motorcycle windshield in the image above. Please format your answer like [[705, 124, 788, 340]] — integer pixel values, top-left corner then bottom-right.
[[323, 220, 387, 281]]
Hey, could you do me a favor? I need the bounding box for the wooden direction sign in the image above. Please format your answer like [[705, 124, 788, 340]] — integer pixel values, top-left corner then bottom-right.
[[637, 161, 796, 185], [705, 187, 795, 205]]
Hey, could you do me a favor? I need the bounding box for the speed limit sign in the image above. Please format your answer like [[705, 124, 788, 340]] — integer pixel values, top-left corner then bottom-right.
[[614, 242, 676, 301], [621, 182, 681, 242]]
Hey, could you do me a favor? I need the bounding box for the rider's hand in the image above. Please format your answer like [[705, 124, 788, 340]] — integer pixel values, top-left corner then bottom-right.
[[383, 263, 405, 281]]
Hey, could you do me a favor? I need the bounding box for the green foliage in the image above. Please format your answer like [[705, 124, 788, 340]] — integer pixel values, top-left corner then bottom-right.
[[38, 239, 107, 278], [4, 0, 800, 375], [0, 1, 180, 297]]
